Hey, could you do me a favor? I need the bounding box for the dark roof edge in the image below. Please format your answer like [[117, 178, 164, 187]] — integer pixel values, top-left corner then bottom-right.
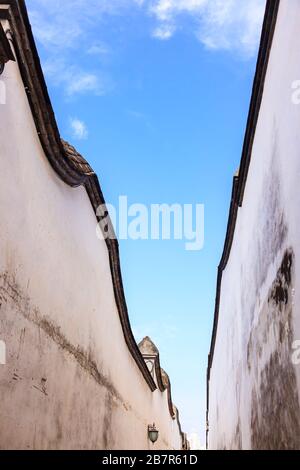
[[1, 0, 157, 392], [0, 19, 15, 62], [138, 336, 182, 423], [206, 0, 280, 446], [236, 0, 281, 207]]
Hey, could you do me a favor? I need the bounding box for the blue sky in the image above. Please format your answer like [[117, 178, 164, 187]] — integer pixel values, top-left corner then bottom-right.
[[26, 0, 266, 446]]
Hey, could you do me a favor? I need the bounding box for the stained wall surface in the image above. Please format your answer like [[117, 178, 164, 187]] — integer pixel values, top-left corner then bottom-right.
[[208, 0, 300, 450]]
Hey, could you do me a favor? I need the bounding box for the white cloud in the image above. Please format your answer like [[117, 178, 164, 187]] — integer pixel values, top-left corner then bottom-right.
[[26, 0, 121, 97], [26, 0, 266, 96], [87, 43, 110, 56], [152, 23, 176, 40], [42, 58, 112, 97], [66, 74, 101, 96], [27, 0, 144, 50], [149, 0, 266, 57], [27, 0, 266, 57], [27, 9, 82, 49], [150, 0, 207, 21], [70, 118, 89, 140]]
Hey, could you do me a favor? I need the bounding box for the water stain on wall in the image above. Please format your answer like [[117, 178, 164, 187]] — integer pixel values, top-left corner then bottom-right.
[[249, 249, 300, 449], [0, 270, 127, 449], [0, 271, 121, 402], [241, 159, 288, 333]]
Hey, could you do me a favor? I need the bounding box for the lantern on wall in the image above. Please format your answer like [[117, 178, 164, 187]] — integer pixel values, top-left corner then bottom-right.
[[148, 423, 159, 444]]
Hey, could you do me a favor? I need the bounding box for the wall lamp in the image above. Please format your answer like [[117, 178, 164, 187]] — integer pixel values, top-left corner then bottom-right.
[[148, 423, 159, 444]]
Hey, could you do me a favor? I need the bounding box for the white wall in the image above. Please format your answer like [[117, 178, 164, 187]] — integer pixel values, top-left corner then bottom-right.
[[208, 0, 300, 450], [0, 18, 182, 450]]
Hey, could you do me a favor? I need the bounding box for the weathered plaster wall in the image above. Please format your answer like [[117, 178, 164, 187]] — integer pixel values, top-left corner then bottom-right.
[[0, 17, 182, 450], [208, 0, 300, 450]]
